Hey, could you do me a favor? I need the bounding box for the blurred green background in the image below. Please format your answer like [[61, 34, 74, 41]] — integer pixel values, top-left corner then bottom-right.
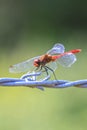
[[0, 0, 87, 130]]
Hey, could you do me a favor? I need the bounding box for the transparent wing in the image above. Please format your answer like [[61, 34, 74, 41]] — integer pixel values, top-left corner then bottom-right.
[[47, 43, 65, 55], [57, 53, 77, 67], [9, 56, 40, 73]]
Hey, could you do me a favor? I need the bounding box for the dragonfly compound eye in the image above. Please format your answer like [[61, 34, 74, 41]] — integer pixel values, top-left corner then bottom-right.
[[33, 59, 40, 67]]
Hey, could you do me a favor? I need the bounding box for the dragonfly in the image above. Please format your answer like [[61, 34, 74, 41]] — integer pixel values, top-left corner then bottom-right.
[[9, 43, 81, 79]]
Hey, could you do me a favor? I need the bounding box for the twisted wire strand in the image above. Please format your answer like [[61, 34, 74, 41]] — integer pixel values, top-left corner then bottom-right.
[[0, 72, 86, 90]]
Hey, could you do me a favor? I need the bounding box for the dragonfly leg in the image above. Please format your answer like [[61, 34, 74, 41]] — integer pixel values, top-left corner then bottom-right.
[[43, 66, 49, 76], [44, 66, 57, 80], [35, 66, 44, 72], [34, 66, 51, 80]]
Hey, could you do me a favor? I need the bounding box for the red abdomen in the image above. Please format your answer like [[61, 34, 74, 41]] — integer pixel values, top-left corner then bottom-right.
[[51, 49, 81, 61], [70, 49, 81, 54]]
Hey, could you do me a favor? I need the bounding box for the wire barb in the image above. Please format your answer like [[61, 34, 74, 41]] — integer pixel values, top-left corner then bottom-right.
[[0, 72, 87, 90]]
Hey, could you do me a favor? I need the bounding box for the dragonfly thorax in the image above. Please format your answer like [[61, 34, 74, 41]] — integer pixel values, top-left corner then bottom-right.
[[33, 54, 53, 67]]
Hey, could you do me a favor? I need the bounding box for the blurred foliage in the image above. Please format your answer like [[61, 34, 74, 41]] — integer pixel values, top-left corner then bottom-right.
[[0, 0, 87, 130], [0, 0, 87, 50]]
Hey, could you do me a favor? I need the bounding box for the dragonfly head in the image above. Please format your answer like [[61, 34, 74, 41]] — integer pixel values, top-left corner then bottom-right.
[[33, 59, 40, 67]]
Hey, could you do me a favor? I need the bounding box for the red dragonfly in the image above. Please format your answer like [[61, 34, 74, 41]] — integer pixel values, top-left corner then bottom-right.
[[9, 43, 81, 79]]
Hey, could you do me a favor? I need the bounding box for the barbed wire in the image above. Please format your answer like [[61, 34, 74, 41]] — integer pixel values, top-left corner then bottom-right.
[[0, 72, 87, 90]]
